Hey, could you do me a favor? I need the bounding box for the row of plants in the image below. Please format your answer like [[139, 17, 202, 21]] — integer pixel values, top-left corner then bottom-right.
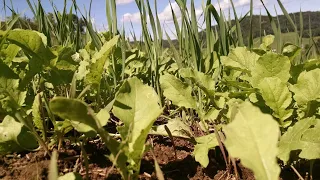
[[0, 0, 320, 179]]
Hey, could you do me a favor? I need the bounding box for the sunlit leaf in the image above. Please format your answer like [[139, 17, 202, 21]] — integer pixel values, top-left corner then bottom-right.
[[221, 47, 260, 72], [160, 74, 197, 109], [290, 69, 320, 105], [113, 77, 162, 174], [278, 117, 320, 163], [224, 101, 280, 180], [251, 52, 291, 87], [193, 134, 219, 167], [0, 115, 38, 154]]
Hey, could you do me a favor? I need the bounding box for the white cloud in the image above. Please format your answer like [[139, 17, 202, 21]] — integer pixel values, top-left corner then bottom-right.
[[122, 12, 141, 23], [214, 0, 250, 11], [121, 2, 181, 24], [120, 0, 251, 37], [158, 2, 181, 23], [116, 0, 134, 5], [121, 2, 203, 24]]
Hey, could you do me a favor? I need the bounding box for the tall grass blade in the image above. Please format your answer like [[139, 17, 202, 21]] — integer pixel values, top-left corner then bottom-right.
[[230, 0, 244, 46], [276, 0, 298, 45]]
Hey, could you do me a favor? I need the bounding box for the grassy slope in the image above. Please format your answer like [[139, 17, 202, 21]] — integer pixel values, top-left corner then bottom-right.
[[253, 32, 320, 49]]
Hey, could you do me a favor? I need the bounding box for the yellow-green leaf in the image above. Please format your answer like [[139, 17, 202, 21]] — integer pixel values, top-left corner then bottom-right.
[[193, 134, 219, 167], [278, 117, 320, 163], [224, 101, 280, 180], [290, 69, 320, 105], [258, 77, 293, 124], [221, 47, 260, 72], [160, 74, 197, 109], [251, 52, 291, 87]]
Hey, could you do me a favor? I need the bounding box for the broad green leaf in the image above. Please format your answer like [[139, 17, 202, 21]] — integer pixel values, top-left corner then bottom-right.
[[203, 108, 221, 122], [50, 98, 110, 136], [180, 68, 215, 96], [0, 61, 19, 79], [0, 115, 38, 154], [96, 108, 110, 126], [32, 93, 45, 138], [112, 77, 162, 173], [68, 120, 96, 138], [278, 117, 320, 163], [160, 74, 197, 109], [282, 43, 301, 61], [150, 118, 192, 138], [49, 98, 128, 179], [58, 173, 82, 180], [290, 69, 320, 105], [52, 46, 78, 71], [85, 35, 119, 87], [1, 29, 56, 88], [1, 44, 20, 65], [193, 134, 219, 167], [221, 47, 260, 72], [50, 98, 99, 129], [258, 77, 293, 124], [0, 78, 27, 114], [302, 58, 320, 71], [224, 101, 280, 180], [55, 121, 73, 135], [260, 35, 275, 51], [300, 121, 320, 159], [251, 52, 291, 87], [1, 29, 51, 58]]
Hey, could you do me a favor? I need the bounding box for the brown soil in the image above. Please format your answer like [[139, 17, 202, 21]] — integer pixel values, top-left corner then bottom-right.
[[0, 136, 248, 180], [1, 125, 319, 180]]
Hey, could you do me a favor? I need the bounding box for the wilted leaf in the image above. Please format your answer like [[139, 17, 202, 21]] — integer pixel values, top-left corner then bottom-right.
[[150, 118, 192, 138]]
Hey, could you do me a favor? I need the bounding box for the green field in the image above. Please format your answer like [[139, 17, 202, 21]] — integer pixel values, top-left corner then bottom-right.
[[253, 32, 320, 49]]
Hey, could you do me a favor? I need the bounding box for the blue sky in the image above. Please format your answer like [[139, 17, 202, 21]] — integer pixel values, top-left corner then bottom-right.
[[2, 0, 320, 38]]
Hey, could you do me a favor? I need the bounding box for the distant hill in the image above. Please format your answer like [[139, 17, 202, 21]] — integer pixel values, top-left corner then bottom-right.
[[163, 11, 320, 48], [224, 11, 320, 43]]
